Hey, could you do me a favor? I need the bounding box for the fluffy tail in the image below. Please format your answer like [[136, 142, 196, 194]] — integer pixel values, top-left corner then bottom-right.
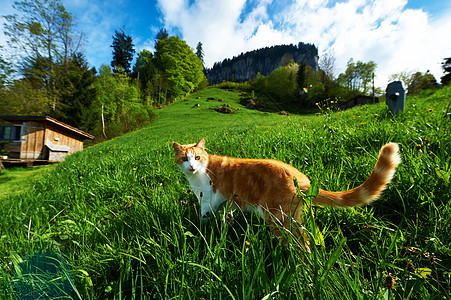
[[312, 143, 401, 207]]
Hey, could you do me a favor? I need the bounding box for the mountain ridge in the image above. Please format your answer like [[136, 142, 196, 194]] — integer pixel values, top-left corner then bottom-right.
[[205, 42, 319, 84]]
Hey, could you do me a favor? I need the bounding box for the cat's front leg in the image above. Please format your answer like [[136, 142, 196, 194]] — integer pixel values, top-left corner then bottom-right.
[[200, 203, 214, 226], [199, 192, 226, 226]]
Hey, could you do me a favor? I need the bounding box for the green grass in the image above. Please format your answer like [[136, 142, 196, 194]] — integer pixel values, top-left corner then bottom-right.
[[0, 165, 55, 201], [0, 87, 450, 299]]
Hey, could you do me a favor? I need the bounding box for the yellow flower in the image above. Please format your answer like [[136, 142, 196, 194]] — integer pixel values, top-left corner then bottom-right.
[[245, 241, 250, 246], [133, 168, 137, 171], [99, 151, 102, 153], [427, 108, 433, 112], [360, 122, 366, 126], [258, 145, 262, 148], [374, 114, 378, 117]]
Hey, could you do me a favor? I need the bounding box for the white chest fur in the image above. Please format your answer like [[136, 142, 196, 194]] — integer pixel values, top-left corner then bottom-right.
[[185, 171, 226, 222]]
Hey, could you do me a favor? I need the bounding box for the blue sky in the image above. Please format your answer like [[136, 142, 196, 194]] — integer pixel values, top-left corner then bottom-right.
[[1, 0, 451, 87]]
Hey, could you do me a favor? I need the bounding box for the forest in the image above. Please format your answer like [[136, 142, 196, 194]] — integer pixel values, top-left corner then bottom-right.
[[0, 1, 206, 142]]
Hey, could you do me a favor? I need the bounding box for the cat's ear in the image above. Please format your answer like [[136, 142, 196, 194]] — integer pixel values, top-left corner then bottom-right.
[[173, 142, 182, 154], [195, 138, 205, 150]]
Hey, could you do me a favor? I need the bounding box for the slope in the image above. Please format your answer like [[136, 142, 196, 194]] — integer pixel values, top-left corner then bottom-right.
[[0, 87, 450, 299]]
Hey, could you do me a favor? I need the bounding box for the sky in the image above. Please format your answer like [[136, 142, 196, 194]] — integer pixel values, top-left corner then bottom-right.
[[1, 0, 451, 88]]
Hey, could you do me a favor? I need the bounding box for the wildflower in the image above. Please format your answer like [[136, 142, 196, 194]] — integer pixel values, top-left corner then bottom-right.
[[99, 151, 102, 153], [385, 273, 395, 290], [374, 114, 378, 117], [427, 108, 433, 112], [360, 122, 366, 126], [258, 145, 262, 148], [133, 168, 137, 171], [406, 262, 415, 273], [416, 144, 422, 148], [245, 240, 251, 247], [226, 132, 228, 135]]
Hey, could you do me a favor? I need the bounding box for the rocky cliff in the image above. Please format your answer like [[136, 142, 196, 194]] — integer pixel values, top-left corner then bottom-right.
[[205, 43, 319, 84]]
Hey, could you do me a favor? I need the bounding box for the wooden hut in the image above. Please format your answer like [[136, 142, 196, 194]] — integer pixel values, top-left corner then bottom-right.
[[338, 95, 378, 111], [0, 116, 94, 164]]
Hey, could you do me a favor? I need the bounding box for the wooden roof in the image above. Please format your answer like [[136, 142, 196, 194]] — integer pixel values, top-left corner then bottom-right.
[[0, 115, 95, 140]]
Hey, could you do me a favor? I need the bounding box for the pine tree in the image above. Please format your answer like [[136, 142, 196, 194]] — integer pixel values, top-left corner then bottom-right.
[[441, 57, 451, 86], [297, 61, 307, 89], [196, 42, 204, 66], [111, 27, 135, 74], [55, 52, 97, 129]]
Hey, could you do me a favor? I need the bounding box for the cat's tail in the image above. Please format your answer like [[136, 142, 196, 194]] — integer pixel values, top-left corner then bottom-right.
[[312, 143, 401, 208]]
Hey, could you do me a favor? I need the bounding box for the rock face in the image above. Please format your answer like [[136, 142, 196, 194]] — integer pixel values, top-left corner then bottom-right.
[[205, 43, 319, 84]]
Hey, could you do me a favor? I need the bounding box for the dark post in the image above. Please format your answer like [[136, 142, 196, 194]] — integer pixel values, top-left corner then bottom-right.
[[372, 73, 375, 104], [386, 81, 405, 115]]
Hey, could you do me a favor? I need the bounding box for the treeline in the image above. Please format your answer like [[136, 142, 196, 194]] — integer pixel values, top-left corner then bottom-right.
[[0, 0, 206, 142], [226, 56, 379, 109], [217, 49, 447, 110]]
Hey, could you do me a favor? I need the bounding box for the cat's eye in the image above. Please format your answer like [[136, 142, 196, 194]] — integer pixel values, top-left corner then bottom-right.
[[182, 157, 188, 161], [195, 156, 200, 160]]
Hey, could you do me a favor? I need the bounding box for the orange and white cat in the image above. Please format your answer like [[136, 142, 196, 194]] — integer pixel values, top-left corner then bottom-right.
[[173, 139, 400, 248]]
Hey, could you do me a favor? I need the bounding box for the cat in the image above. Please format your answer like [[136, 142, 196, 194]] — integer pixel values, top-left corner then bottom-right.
[[173, 138, 401, 250]]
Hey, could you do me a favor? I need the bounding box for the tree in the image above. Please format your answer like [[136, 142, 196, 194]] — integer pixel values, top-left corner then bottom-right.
[[0, 47, 13, 87], [95, 65, 117, 138], [3, 0, 84, 113], [111, 27, 135, 74], [154, 36, 206, 100], [388, 71, 413, 89], [132, 49, 155, 104], [296, 61, 307, 89], [441, 57, 451, 86], [196, 42, 204, 67], [156, 28, 168, 42], [55, 52, 97, 129], [0, 78, 48, 115], [337, 58, 376, 94], [319, 48, 337, 80], [406, 71, 438, 95], [93, 64, 155, 140]]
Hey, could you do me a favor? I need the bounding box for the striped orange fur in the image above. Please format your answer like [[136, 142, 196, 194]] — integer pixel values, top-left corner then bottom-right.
[[173, 139, 401, 250]]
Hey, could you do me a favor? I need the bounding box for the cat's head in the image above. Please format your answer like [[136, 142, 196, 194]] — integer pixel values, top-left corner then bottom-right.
[[173, 139, 208, 175]]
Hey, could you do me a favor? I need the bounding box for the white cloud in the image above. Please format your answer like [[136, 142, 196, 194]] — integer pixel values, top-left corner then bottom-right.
[[2, 0, 450, 88], [157, 0, 451, 88]]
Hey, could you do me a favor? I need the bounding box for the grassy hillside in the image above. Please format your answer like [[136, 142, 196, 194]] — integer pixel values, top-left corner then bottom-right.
[[1, 87, 450, 299]]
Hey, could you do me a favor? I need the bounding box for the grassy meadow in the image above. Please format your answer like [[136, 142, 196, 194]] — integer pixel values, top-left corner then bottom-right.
[[0, 86, 450, 299]]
